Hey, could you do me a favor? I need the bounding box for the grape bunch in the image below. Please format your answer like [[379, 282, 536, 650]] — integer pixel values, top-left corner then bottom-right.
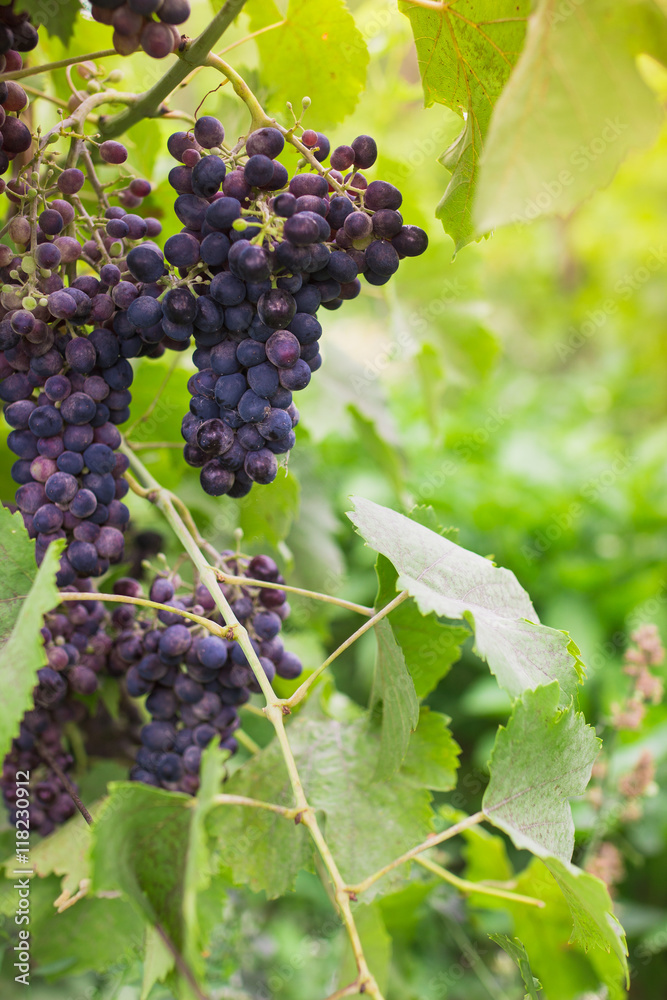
[[0, 140, 170, 585], [1, 589, 114, 836], [91, 0, 190, 59], [158, 116, 427, 497], [108, 553, 302, 793]]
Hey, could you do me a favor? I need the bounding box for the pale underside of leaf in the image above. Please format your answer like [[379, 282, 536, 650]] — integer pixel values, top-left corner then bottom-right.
[[349, 496, 583, 701]]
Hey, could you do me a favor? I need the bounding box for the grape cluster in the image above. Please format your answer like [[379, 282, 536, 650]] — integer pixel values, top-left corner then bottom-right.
[[1, 590, 114, 836], [91, 0, 190, 59], [108, 553, 302, 793], [0, 143, 169, 585], [158, 116, 427, 496]]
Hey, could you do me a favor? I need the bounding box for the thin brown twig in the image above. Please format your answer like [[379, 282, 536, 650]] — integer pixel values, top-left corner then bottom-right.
[[36, 743, 93, 826]]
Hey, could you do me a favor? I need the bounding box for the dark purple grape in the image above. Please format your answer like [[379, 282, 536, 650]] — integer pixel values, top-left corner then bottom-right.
[[244, 154, 274, 188], [351, 134, 377, 169], [257, 289, 296, 329], [126, 245, 165, 283], [192, 154, 226, 198], [193, 116, 225, 149], [365, 239, 399, 276], [100, 140, 128, 164], [164, 232, 201, 268], [200, 459, 234, 496], [244, 448, 278, 485], [391, 225, 428, 257]]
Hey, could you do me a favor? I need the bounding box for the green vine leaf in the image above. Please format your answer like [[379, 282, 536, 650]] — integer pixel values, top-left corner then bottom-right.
[[238, 469, 300, 548], [483, 684, 627, 984], [209, 715, 433, 900], [370, 617, 419, 782], [401, 708, 460, 792], [508, 858, 628, 1000], [349, 497, 583, 702], [0, 506, 64, 763], [375, 554, 469, 699], [248, 0, 370, 128], [483, 683, 599, 862], [399, 0, 530, 250], [489, 935, 543, 1000], [91, 751, 225, 990], [15, 0, 81, 45], [474, 0, 667, 231]]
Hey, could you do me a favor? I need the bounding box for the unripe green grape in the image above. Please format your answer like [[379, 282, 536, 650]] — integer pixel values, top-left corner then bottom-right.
[[21, 295, 36, 310], [21, 256, 35, 274]]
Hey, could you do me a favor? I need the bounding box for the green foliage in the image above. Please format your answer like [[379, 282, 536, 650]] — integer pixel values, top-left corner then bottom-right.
[[475, 0, 667, 230], [350, 497, 584, 700], [210, 714, 433, 900], [370, 617, 419, 781], [401, 708, 460, 792], [488, 935, 543, 1000], [15, 0, 81, 44], [375, 554, 469, 699], [0, 507, 63, 762], [248, 0, 370, 128], [399, 0, 529, 250], [483, 683, 599, 861], [484, 684, 627, 985]]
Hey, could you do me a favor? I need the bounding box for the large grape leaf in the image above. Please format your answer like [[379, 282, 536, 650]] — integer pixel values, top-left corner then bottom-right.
[[91, 752, 224, 992], [207, 732, 312, 899], [483, 684, 627, 986], [15, 0, 81, 45], [474, 0, 667, 231], [483, 683, 599, 861], [349, 497, 584, 702], [249, 0, 370, 128], [208, 715, 433, 900], [399, 0, 530, 250], [238, 470, 300, 547], [0, 506, 64, 762], [375, 554, 469, 699], [370, 617, 419, 782], [91, 784, 192, 953]]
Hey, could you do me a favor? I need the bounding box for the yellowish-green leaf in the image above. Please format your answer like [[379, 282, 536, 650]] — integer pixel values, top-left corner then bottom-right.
[[400, 0, 530, 250], [475, 0, 667, 230]]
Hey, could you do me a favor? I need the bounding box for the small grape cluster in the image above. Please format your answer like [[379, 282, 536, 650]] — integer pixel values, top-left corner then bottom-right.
[[1, 591, 114, 837], [0, 17, 36, 181], [0, 140, 169, 585], [91, 0, 190, 59], [108, 553, 302, 793], [153, 115, 427, 497]]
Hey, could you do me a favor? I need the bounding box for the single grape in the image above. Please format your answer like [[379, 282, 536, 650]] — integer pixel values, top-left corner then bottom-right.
[[99, 140, 128, 164]]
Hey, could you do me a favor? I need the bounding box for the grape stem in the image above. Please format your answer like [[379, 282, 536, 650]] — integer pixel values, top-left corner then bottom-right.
[[281, 591, 410, 709], [36, 741, 93, 826], [204, 53, 346, 193], [121, 443, 387, 1000], [0, 50, 117, 84], [208, 793, 301, 818], [154, 923, 209, 1000], [345, 812, 485, 895], [212, 567, 375, 617], [414, 856, 545, 907], [97, 0, 251, 139]]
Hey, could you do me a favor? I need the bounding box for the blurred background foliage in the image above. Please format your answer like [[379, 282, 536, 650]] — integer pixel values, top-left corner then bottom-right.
[[1, 1, 666, 997]]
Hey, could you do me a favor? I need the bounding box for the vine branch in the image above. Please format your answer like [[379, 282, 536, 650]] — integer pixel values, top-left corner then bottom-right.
[[98, 0, 250, 139]]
